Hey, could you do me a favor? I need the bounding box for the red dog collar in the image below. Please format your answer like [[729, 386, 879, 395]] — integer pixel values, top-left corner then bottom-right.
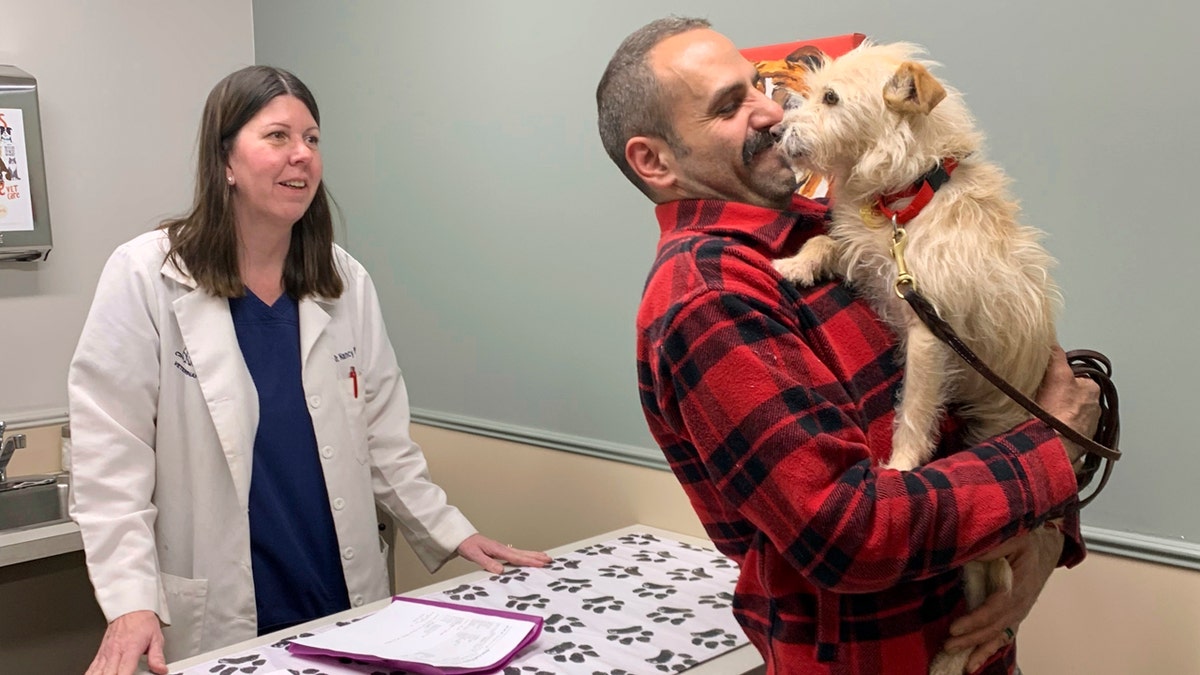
[[875, 157, 959, 225]]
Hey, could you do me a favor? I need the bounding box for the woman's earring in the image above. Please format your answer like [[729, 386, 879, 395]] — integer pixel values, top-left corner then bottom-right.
[[227, 174, 235, 186]]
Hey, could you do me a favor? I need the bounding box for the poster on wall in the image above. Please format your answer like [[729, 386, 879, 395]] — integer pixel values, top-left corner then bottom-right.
[[742, 33, 866, 200], [0, 107, 35, 232]]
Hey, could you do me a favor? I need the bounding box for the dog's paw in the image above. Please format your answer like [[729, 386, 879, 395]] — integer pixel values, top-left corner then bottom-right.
[[773, 254, 825, 286], [878, 457, 920, 472], [928, 648, 971, 675], [774, 235, 839, 286], [886, 424, 939, 471]]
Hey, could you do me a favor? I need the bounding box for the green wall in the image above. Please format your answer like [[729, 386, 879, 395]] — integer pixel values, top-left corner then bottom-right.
[[252, 0, 1200, 552]]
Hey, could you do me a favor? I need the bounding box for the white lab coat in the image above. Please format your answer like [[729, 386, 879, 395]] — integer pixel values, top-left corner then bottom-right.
[[67, 230, 477, 661]]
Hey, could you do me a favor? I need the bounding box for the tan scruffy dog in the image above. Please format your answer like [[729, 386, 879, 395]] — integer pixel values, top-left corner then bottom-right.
[[773, 42, 1062, 675]]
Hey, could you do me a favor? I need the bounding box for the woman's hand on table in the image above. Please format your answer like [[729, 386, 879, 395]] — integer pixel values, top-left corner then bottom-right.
[[85, 609, 167, 675], [457, 533, 552, 574]]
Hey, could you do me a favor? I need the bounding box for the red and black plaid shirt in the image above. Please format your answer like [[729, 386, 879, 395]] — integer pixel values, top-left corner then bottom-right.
[[636, 197, 1084, 674]]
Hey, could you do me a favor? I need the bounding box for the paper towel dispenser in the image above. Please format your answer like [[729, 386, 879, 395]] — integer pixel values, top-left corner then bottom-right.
[[0, 65, 52, 262]]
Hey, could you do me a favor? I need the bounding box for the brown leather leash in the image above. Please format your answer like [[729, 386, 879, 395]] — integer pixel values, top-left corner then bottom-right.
[[889, 225, 1121, 509]]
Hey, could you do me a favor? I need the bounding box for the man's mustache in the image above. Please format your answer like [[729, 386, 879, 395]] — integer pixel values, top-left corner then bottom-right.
[[742, 130, 776, 165]]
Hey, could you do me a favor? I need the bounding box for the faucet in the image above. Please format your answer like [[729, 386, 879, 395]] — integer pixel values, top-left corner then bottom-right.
[[0, 421, 28, 483]]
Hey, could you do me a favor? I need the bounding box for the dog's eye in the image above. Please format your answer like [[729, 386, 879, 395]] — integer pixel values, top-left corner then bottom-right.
[[822, 89, 839, 105]]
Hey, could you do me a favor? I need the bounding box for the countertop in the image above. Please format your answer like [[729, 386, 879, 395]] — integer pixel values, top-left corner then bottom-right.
[[0, 518, 83, 567]]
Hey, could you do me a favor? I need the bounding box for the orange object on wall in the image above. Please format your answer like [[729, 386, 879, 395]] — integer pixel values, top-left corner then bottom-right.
[[739, 33, 866, 61]]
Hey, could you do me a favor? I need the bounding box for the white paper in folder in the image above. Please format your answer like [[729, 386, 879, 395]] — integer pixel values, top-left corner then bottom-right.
[[288, 596, 542, 672]]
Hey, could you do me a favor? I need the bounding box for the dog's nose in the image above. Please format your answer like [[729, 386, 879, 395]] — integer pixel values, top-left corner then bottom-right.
[[769, 123, 785, 142]]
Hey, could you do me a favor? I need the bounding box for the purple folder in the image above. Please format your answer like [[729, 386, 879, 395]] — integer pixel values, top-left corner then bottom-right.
[[286, 596, 543, 674]]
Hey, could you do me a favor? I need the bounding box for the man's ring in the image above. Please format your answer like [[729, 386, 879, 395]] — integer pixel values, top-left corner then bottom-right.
[[1003, 627, 1015, 642]]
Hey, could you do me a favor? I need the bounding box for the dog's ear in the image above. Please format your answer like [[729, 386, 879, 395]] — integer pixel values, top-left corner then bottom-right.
[[785, 45, 827, 72], [883, 61, 945, 116]]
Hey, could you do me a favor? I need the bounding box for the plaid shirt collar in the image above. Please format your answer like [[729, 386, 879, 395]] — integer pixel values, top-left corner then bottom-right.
[[653, 195, 829, 257]]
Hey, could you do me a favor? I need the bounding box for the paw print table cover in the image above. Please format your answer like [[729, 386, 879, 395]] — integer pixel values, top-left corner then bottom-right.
[[171, 531, 748, 675]]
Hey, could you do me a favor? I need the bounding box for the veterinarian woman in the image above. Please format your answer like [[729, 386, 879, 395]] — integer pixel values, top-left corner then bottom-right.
[[598, 17, 1100, 675], [68, 65, 551, 675]]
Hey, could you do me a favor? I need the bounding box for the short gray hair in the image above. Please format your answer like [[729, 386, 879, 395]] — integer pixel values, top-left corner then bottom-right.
[[596, 16, 710, 198]]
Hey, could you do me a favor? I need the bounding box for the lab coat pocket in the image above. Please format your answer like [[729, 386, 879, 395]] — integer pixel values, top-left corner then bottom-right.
[[341, 370, 369, 464], [159, 573, 209, 662]]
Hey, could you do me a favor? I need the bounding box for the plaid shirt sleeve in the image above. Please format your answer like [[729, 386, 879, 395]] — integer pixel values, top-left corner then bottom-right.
[[647, 278, 1081, 593]]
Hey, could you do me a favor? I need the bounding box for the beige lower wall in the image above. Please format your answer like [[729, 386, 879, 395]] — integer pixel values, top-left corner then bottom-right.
[[1020, 552, 1200, 673], [389, 424, 708, 589], [6, 421, 1200, 673]]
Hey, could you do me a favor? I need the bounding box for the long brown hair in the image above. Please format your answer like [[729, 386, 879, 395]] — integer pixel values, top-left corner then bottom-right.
[[162, 65, 343, 299]]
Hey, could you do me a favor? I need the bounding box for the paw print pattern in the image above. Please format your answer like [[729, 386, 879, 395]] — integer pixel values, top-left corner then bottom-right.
[[633, 549, 675, 564], [269, 632, 314, 649], [667, 567, 713, 582], [708, 556, 736, 570], [645, 649, 699, 673], [284, 668, 323, 675], [545, 640, 600, 664], [648, 606, 695, 625], [207, 654, 267, 674], [336, 614, 370, 627], [634, 582, 677, 600], [618, 532, 662, 547], [699, 592, 734, 610], [690, 628, 740, 649], [543, 613, 587, 633], [491, 568, 530, 584], [545, 557, 583, 571], [548, 577, 594, 594], [581, 595, 626, 614], [505, 593, 550, 611], [576, 543, 617, 556], [445, 583, 490, 600], [598, 564, 642, 579], [504, 667, 555, 675], [592, 670, 636, 675], [606, 625, 654, 645], [674, 541, 713, 553]]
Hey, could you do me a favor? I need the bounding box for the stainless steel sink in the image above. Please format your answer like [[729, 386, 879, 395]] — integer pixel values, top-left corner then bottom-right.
[[0, 473, 70, 532]]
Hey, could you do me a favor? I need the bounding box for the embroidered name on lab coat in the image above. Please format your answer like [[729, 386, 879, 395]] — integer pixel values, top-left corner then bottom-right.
[[173, 349, 196, 379]]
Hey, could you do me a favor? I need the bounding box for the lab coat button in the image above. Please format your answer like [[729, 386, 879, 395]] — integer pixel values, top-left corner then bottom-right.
[[321, 445, 334, 459], [332, 497, 345, 510], [352, 595, 364, 607], [343, 547, 355, 560], [308, 395, 321, 408]]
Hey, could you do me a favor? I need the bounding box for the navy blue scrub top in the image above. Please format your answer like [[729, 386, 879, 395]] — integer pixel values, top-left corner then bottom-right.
[[229, 290, 350, 635]]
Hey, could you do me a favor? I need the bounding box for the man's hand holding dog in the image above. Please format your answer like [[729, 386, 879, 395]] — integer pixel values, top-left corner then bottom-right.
[[939, 345, 1099, 671], [943, 525, 1065, 672], [1035, 345, 1101, 466]]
